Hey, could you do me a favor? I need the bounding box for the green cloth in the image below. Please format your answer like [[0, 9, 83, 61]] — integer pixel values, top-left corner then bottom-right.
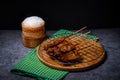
[[11, 29, 98, 80]]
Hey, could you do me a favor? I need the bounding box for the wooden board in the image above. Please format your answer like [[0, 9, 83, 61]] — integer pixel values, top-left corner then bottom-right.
[[36, 45, 105, 71]]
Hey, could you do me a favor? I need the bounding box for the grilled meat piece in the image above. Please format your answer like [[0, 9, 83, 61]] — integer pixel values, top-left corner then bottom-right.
[[57, 41, 68, 48], [57, 50, 82, 63], [41, 37, 65, 50], [59, 44, 75, 52], [47, 46, 61, 57], [45, 36, 82, 64], [57, 40, 75, 52]]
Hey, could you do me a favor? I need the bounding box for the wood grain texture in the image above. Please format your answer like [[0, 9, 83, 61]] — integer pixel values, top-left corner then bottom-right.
[[37, 41, 105, 71]]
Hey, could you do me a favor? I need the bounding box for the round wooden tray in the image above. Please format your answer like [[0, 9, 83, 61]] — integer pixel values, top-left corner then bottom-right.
[[37, 45, 105, 71]]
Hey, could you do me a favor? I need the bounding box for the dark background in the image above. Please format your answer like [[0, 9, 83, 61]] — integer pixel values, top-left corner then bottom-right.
[[0, 0, 119, 30]]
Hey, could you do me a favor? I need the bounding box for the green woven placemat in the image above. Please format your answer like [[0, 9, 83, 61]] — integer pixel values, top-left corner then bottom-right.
[[11, 29, 98, 80]]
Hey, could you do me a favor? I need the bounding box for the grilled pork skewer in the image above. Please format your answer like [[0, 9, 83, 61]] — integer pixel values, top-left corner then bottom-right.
[[40, 37, 65, 50], [40, 27, 96, 65]]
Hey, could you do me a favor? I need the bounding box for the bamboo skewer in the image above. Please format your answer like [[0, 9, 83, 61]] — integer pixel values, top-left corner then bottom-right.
[[73, 26, 87, 35], [66, 26, 90, 39], [65, 26, 88, 38], [75, 26, 87, 33], [84, 31, 91, 35]]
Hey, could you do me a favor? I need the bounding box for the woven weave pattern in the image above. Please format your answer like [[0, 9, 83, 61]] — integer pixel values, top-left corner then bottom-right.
[[62, 36, 103, 63], [11, 49, 68, 80]]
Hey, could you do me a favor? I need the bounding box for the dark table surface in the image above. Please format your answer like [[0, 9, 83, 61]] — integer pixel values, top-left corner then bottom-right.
[[0, 28, 120, 80]]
